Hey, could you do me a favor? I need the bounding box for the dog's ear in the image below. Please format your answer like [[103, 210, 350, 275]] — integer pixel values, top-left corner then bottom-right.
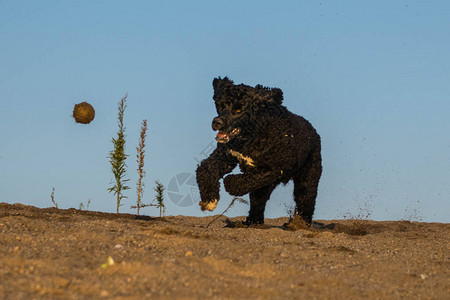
[[213, 77, 234, 92], [212, 77, 221, 91], [255, 85, 284, 105], [269, 88, 283, 105]]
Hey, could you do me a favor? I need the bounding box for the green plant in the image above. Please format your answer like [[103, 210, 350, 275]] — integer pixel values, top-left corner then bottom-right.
[[79, 199, 91, 211], [108, 94, 130, 214], [154, 181, 165, 217], [134, 119, 148, 215]]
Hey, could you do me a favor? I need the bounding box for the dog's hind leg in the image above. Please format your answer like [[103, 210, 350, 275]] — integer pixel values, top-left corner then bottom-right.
[[293, 146, 322, 225], [245, 184, 276, 225]]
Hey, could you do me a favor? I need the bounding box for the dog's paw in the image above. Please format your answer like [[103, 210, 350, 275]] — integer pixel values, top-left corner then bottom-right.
[[199, 199, 218, 211]]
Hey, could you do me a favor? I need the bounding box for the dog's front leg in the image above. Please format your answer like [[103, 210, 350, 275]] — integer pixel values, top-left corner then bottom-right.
[[196, 146, 237, 211], [223, 171, 282, 196], [196, 160, 222, 211]]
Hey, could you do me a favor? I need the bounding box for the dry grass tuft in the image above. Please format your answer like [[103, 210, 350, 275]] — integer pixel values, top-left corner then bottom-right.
[[283, 215, 310, 231]]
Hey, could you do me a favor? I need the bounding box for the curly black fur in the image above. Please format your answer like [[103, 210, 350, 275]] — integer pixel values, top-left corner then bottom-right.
[[196, 77, 322, 225]]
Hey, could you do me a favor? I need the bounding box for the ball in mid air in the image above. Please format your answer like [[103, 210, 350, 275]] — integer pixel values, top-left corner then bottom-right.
[[73, 102, 95, 124]]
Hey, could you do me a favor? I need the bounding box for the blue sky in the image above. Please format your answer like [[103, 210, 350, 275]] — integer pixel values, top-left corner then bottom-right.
[[1, 1, 449, 222]]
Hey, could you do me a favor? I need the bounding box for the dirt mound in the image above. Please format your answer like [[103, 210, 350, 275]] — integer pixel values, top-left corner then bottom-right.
[[0, 203, 448, 299]]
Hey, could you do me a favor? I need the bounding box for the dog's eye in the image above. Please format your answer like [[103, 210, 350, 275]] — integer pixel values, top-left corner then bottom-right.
[[232, 104, 242, 114]]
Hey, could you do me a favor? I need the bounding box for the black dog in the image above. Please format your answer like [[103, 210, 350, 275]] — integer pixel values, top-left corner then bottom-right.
[[196, 77, 322, 225]]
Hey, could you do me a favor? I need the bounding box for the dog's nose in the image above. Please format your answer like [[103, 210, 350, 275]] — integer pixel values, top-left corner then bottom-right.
[[212, 117, 226, 131]]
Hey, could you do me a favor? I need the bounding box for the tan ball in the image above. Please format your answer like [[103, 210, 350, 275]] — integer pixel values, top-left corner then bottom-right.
[[73, 102, 95, 124]]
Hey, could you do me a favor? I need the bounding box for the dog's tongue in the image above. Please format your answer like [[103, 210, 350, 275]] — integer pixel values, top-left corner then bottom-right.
[[216, 131, 227, 139]]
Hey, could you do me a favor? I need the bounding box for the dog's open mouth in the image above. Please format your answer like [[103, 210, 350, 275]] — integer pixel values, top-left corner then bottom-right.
[[216, 128, 241, 143]]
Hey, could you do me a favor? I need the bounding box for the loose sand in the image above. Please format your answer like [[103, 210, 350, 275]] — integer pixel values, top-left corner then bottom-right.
[[0, 203, 448, 299]]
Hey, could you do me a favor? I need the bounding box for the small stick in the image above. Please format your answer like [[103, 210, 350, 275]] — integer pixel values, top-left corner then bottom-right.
[[50, 187, 58, 209], [206, 197, 247, 228]]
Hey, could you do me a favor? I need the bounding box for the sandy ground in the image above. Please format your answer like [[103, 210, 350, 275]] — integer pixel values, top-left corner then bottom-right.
[[0, 202, 449, 299]]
